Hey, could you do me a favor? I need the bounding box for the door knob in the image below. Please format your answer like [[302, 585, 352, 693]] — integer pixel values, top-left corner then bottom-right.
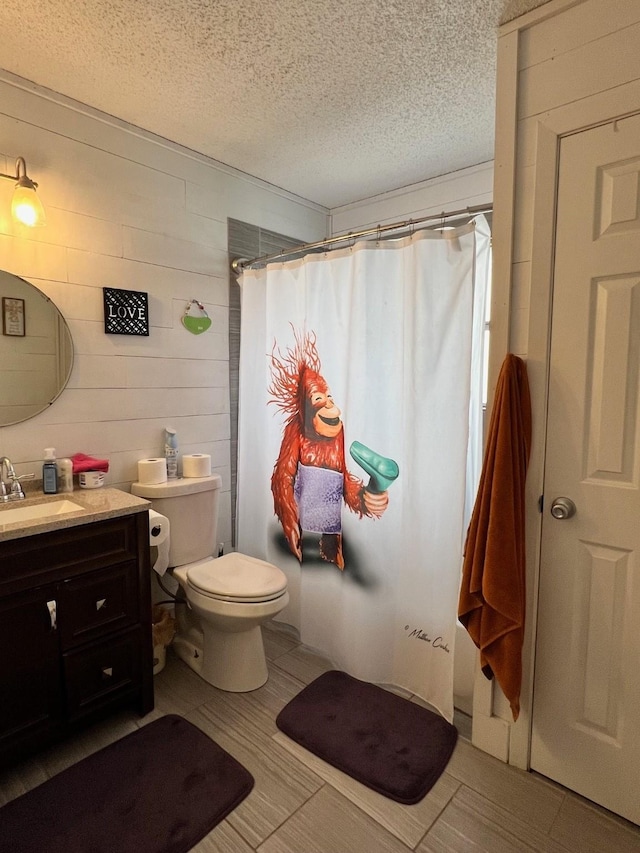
[[550, 497, 576, 519]]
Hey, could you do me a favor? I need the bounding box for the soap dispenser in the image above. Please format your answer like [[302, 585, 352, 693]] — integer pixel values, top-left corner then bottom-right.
[[43, 448, 58, 494]]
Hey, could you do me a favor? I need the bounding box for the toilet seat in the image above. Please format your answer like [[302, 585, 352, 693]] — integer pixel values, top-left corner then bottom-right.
[[185, 553, 287, 603]]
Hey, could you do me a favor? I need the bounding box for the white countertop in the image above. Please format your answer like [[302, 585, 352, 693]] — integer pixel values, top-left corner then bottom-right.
[[0, 488, 150, 542]]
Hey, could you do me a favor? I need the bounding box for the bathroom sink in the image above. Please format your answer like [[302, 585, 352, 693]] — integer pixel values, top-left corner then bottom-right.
[[0, 499, 84, 525]]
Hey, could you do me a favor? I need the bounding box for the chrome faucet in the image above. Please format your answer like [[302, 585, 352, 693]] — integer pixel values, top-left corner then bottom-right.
[[0, 457, 34, 502]]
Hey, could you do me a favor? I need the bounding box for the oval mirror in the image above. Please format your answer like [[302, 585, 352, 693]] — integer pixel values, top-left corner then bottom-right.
[[0, 270, 74, 426]]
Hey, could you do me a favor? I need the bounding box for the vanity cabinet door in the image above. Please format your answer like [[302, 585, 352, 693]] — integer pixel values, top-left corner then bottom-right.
[[0, 584, 63, 762]]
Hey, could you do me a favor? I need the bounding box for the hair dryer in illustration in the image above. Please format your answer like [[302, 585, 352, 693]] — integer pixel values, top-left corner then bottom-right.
[[349, 441, 399, 493]]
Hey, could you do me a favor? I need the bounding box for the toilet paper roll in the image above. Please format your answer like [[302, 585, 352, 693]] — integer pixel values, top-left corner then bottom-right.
[[149, 509, 170, 576], [138, 458, 168, 485], [182, 453, 212, 478]]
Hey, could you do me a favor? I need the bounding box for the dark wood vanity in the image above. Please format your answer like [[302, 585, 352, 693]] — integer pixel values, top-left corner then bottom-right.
[[0, 501, 153, 767]]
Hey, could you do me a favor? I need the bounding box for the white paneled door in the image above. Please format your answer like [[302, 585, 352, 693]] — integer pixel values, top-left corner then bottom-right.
[[531, 114, 640, 825]]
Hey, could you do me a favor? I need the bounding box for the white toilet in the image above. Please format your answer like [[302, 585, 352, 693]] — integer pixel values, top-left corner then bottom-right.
[[131, 474, 289, 692]]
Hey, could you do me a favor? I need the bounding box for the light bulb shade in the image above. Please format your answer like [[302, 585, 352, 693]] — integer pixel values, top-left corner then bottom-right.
[[11, 183, 46, 227]]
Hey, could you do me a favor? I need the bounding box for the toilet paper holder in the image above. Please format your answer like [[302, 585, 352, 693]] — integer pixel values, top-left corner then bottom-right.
[[148, 509, 170, 576]]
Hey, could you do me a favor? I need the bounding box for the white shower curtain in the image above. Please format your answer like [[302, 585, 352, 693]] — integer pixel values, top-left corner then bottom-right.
[[237, 216, 489, 720]]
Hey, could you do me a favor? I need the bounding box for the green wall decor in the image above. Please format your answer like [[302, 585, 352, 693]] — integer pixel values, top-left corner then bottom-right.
[[182, 299, 211, 335]]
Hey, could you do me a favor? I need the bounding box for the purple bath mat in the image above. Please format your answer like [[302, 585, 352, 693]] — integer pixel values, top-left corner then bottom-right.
[[0, 714, 253, 853], [276, 670, 457, 804]]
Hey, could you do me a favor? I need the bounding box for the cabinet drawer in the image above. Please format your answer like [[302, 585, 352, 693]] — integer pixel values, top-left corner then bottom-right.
[[0, 515, 141, 592], [64, 628, 141, 721], [59, 562, 138, 647]]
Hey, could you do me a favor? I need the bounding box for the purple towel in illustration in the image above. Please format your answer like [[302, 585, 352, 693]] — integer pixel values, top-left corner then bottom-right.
[[294, 463, 343, 534]]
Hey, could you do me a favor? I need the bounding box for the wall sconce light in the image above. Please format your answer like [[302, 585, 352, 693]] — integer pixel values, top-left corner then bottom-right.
[[0, 157, 46, 227]]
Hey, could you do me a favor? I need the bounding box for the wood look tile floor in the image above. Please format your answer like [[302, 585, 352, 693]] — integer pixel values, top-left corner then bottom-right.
[[2, 621, 640, 852]]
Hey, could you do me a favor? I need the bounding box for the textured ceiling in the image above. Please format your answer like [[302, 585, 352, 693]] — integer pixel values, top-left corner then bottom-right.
[[0, 0, 551, 208]]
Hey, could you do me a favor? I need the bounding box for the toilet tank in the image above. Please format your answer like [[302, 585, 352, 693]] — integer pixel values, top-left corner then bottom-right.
[[131, 474, 221, 567]]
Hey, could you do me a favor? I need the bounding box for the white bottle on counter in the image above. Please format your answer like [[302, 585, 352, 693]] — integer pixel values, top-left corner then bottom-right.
[[57, 457, 74, 493]]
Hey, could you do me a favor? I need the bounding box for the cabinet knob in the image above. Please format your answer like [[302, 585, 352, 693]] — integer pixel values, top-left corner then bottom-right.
[[95, 598, 107, 611], [46, 600, 57, 630], [101, 667, 113, 679]]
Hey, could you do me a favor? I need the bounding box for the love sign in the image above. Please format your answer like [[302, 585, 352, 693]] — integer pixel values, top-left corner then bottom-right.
[[103, 287, 149, 336]]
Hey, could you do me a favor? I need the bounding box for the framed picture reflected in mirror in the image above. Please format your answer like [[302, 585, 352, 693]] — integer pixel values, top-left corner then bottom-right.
[[2, 297, 25, 336]]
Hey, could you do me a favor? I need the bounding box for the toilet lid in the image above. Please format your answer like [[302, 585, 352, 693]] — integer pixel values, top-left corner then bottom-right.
[[186, 553, 288, 602]]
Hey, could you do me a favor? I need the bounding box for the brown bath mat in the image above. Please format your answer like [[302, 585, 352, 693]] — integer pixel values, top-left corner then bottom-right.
[[0, 715, 253, 853], [276, 670, 457, 804]]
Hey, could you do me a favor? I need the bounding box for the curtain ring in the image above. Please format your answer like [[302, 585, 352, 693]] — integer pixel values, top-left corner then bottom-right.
[[408, 218, 414, 238]]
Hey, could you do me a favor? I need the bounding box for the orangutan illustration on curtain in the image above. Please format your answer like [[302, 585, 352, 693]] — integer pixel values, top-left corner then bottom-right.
[[268, 327, 399, 569]]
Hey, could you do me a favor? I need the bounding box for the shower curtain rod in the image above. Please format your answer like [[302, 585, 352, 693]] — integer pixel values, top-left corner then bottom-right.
[[231, 202, 492, 272]]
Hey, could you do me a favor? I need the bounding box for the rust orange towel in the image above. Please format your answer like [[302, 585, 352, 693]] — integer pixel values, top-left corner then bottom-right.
[[458, 354, 531, 721]]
